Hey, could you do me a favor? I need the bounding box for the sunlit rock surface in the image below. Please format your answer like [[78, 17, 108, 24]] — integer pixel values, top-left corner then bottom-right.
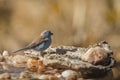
[[0, 41, 116, 79]]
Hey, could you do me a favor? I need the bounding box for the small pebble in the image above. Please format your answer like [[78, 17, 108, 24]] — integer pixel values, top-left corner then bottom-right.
[[12, 55, 27, 67], [61, 70, 78, 79], [0, 54, 4, 62], [38, 74, 59, 80], [38, 74, 49, 80], [27, 58, 45, 73], [19, 71, 31, 79], [65, 74, 78, 80], [0, 73, 11, 79], [55, 73, 64, 80], [48, 75, 60, 80], [0, 62, 9, 70], [2, 50, 9, 57], [38, 65, 45, 73], [27, 58, 38, 72]]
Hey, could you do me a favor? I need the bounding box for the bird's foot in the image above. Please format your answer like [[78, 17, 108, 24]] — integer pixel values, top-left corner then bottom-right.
[[38, 51, 44, 60]]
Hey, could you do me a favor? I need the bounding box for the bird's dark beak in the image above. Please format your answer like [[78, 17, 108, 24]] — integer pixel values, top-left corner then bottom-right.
[[51, 32, 53, 35]]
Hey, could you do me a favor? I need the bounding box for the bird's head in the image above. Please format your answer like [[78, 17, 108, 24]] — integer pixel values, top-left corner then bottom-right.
[[41, 30, 53, 38]]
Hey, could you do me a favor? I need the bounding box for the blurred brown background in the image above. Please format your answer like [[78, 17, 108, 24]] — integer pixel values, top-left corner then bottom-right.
[[0, 0, 120, 79]]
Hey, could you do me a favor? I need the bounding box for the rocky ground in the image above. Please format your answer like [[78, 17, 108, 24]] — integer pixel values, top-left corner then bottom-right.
[[0, 41, 116, 80]]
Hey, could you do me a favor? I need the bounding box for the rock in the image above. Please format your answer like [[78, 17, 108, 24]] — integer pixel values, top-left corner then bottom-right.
[[2, 50, 9, 57], [0, 73, 11, 79], [5, 56, 13, 65], [27, 58, 45, 73], [48, 75, 60, 80], [38, 60, 46, 73], [38, 74, 49, 80], [12, 55, 27, 67], [81, 47, 108, 64], [61, 70, 78, 79], [0, 54, 4, 62], [27, 58, 39, 72], [0, 62, 9, 70], [45, 69, 58, 74], [77, 78, 84, 80], [55, 73, 63, 79], [19, 71, 31, 79], [65, 74, 78, 80], [23, 41, 116, 79], [38, 74, 59, 80], [24, 50, 40, 56]]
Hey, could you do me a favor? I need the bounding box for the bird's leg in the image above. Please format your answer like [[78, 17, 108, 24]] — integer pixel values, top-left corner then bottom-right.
[[41, 50, 44, 54], [37, 51, 42, 56], [38, 51, 44, 60]]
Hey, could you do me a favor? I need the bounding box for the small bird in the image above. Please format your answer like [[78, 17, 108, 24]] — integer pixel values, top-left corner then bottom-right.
[[13, 30, 53, 53]]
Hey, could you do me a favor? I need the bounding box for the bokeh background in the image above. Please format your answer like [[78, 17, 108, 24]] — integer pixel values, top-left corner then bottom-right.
[[0, 0, 120, 79]]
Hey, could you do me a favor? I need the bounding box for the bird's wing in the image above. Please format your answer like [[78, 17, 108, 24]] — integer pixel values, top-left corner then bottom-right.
[[26, 36, 48, 48]]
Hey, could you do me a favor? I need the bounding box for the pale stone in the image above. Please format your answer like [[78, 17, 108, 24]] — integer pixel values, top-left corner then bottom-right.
[[2, 50, 9, 57], [61, 70, 78, 78], [81, 47, 108, 64]]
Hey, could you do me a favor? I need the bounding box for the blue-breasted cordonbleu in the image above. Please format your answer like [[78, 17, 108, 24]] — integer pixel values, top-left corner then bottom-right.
[[13, 30, 53, 53]]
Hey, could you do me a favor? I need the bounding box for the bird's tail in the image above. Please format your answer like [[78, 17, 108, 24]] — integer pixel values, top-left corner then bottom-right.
[[13, 47, 28, 53]]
